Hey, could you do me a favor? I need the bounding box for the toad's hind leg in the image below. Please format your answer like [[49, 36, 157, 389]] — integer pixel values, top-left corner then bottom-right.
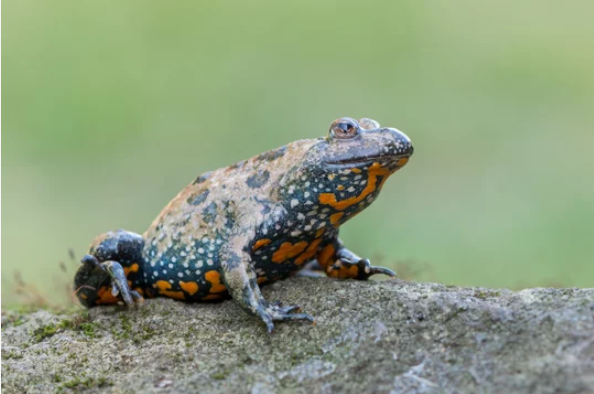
[[76, 255, 144, 306], [88, 229, 145, 265], [74, 229, 146, 307], [220, 233, 314, 333]]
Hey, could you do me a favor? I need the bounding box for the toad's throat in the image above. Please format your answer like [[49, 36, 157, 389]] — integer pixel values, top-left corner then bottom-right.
[[318, 162, 391, 211]]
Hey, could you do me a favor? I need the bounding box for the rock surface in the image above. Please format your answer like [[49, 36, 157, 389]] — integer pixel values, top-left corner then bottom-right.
[[2, 278, 594, 394]]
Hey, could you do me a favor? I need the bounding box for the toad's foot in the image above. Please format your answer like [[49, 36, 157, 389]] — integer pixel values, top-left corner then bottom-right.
[[81, 255, 145, 307], [316, 237, 396, 280], [329, 257, 396, 280], [259, 301, 314, 333]]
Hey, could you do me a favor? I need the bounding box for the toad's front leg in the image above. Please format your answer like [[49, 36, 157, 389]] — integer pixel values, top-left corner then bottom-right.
[[220, 232, 314, 333]]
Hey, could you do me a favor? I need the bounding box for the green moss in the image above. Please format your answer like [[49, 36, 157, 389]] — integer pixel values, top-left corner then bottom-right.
[[31, 311, 97, 342], [2, 315, 25, 328], [3, 351, 23, 360], [32, 323, 60, 342], [61, 376, 111, 389], [120, 314, 132, 332], [210, 371, 229, 380], [474, 290, 488, 300], [132, 325, 156, 344], [109, 313, 158, 343], [473, 290, 501, 300], [110, 314, 134, 340]]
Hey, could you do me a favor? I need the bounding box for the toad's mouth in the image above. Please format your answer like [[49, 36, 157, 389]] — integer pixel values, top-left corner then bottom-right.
[[325, 153, 409, 167]]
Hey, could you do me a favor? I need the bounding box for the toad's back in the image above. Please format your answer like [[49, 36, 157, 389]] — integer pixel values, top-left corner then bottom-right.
[[140, 140, 318, 300]]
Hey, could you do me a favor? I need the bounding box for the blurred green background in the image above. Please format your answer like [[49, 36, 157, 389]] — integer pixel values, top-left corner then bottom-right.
[[3, 1, 594, 306]]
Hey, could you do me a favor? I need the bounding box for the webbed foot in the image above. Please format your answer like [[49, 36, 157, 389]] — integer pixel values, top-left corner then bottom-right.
[[258, 301, 315, 333]]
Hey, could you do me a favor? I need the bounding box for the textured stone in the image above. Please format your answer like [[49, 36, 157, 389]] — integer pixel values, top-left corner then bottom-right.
[[2, 278, 593, 394]]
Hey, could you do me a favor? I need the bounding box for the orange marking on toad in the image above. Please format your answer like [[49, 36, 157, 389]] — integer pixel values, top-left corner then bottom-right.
[[318, 162, 390, 210], [179, 281, 199, 296], [318, 193, 337, 206], [397, 157, 409, 167], [327, 265, 359, 279], [155, 280, 185, 300], [294, 238, 323, 265], [317, 244, 336, 270], [96, 286, 120, 304], [329, 212, 344, 226], [123, 263, 140, 276], [272, 241, 308, 263], [205, 270, 226, 293], [252, 239, 272, 251]]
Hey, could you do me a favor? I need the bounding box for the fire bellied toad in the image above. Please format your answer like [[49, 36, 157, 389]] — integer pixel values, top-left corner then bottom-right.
[[74, 117, 414, 332]]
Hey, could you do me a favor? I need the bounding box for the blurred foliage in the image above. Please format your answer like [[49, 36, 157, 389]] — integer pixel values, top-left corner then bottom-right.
[[3, 0, 594, 305]]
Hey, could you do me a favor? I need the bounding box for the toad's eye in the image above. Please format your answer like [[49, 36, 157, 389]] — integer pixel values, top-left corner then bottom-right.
[[329, 118, 360, 140]]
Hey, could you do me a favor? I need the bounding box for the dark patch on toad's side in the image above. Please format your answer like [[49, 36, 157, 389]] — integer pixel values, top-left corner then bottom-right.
[[186, 189, 209, 206], [256, 146, 287, 162], [202, 201, 218, 223], [246, 170, 270, 189], [193, 171, 213, 185]]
